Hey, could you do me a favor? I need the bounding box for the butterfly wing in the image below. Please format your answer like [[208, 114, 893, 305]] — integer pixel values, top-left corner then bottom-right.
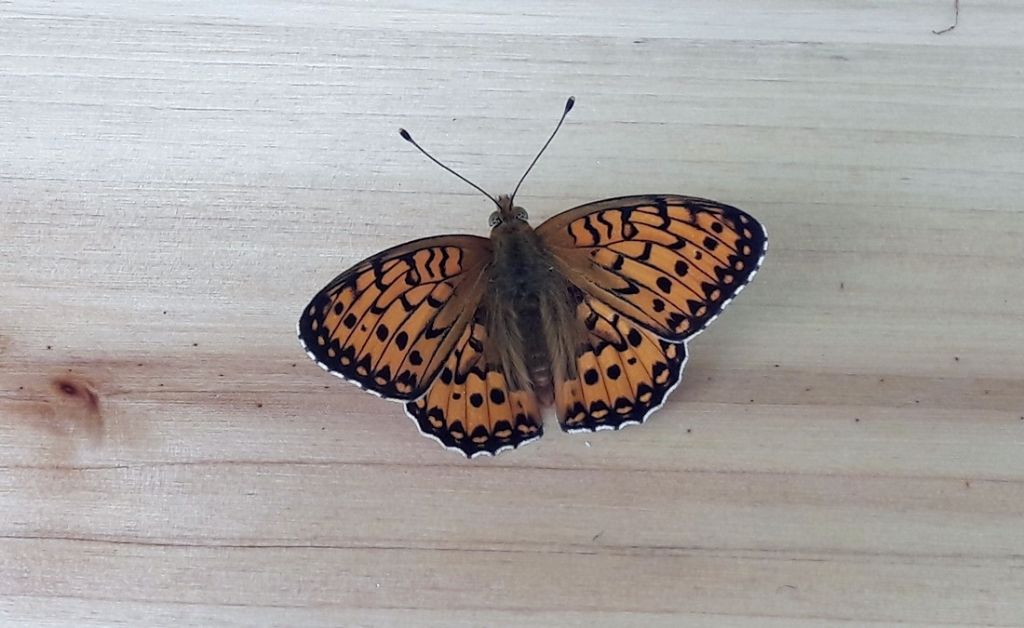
[[537, 194, 766, 431], [555, 294, 687, 431], [405, 314, 543, 457], [535, 194, 767, 341], [298, 235, 492, 400]]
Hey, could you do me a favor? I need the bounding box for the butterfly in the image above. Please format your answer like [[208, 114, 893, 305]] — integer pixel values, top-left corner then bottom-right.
[[298, 97, 767, 458]]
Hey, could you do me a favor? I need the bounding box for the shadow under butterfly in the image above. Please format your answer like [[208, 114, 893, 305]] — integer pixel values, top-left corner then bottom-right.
[[298, 97, 767, 458]]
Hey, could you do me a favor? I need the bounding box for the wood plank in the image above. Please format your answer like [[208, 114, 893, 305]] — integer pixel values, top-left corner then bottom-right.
[[2, 1, 1023, 625]]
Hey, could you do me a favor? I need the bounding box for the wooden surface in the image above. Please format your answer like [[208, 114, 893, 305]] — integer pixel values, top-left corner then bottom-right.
[[3, 1, 1024, 626]]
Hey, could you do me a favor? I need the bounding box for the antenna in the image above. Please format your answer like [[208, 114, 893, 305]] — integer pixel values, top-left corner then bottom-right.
[[398, 128, 500, 207], [510, 96, 575, 203]]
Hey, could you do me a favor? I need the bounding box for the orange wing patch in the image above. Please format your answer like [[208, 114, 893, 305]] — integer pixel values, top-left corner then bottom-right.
[[298, 235, 491, 400], [536, 195, 767, 342], [406, 318, 543, 457], [556, 296, 687, 432]]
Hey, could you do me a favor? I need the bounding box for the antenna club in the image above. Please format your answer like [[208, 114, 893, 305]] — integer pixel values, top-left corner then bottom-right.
[[564, 96, 575, 113], [399, 128, 413, 142]]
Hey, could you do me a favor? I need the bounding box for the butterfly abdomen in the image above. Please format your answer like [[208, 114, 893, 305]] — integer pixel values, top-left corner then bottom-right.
[[510, 291, 557, 403]]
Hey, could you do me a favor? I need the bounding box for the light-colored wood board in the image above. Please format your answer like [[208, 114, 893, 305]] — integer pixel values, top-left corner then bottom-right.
[[2, 1, 1023, 626]]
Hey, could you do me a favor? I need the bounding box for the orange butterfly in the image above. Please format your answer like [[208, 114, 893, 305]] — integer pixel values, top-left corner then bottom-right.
[[298, 97, 767, 457]]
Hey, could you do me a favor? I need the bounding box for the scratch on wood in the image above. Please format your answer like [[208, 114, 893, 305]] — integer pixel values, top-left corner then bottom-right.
[[933, 0, 959, 34]]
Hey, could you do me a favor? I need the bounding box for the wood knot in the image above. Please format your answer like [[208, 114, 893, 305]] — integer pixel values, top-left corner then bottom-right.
[[52, 377, 100, 413], [45, 374, 103, 438]]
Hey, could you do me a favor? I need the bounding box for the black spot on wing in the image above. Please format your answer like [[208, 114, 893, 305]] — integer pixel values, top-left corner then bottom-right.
[[394, 331, 409, 350]]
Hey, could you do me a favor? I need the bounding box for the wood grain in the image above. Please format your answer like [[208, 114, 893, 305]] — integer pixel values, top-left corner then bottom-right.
[[2, 1, 1024, 626]]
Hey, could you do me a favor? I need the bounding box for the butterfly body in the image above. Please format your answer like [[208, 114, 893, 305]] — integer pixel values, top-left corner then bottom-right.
[[483, 195, 580, 404]]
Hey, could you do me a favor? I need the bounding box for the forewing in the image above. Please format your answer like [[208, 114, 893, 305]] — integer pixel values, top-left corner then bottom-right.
[[406, 315, 543, 457], [555, 295, 687, 432], [298, 235, 491, 400], [536, 194, 767, 341]]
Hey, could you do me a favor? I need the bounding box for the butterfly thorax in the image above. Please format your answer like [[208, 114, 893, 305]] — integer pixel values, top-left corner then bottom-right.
[[484, 213, 580, 402]]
